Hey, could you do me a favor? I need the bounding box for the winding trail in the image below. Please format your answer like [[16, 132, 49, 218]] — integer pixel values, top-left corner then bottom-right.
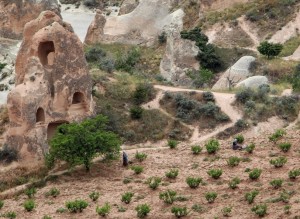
[[237, 16, 260, 50]]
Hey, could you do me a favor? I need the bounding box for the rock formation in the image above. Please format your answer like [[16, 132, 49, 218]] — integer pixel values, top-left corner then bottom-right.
[[212, 56, 256, 90], [236, 76, 269, 89], [6, 11, 94, 160], [0, 0, 60, 40], [119, 0, 139, 15], [84, 10, 107, 44]]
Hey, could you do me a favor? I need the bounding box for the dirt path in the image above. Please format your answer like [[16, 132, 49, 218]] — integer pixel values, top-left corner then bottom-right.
[[237, 16, 260, 49]]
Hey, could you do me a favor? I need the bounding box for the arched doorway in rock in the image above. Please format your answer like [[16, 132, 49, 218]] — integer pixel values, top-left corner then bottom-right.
[[47, 121, 69, 140], [36, 107, 45, 123], [72, 92, 85, 104], [38, 41, 55, 66]]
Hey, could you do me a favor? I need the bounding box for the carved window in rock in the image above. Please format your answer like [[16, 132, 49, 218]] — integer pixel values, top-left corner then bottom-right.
[[36, 107, 45, 123], [47, 121, 68, 140], [38, 41, 55, 66], [72, 92, 84, 104]]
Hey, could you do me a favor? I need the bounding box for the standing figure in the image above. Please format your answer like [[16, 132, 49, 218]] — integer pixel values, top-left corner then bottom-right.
[[123, 151, 128, 166]]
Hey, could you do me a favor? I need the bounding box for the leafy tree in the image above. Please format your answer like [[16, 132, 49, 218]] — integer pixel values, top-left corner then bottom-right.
[[257, 41, 283, 59], [46, 115, 121, 171]]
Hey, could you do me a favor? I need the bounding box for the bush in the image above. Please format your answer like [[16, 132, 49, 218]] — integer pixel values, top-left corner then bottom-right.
[[186, 177, 202, 189], [205, 192, 217, 203], [131, 165, 144, 174], [65, 200, 88, 213], [115, 47, 141, 73], [56, 208, 67, 213], [270, 157, 287, 168], [235, 134, 244, 143], [249, 168, 262, 180], [258, 41, 283, 59], [207, 169, 223, 179], [42, 216, 52, 219], [89, 191, 100, 201], [228, 177, 240, 189], [135, 204, 150, 218], [159, 190, 177, 204], [278, 142, 291, 152], [0, 200, 3, 209], [165, 169, 179, 179], [236, 88, 253, 104], [25, 187, 36, 198], [96, 202, 111, 217], [284, 205, 291, 214], [222, 206, 232, 217], [251, 204, 267, 217], [245, 190, 259, 204], [158, 31, 167, 44], [205, 139, 220, 154], [146, 177, 161, 190], [135, 152, 147, 162], [269, 129, 286, 143], [0, 145, 18, 164], [191, 145, 202, 154], [23, 199, 35, 212], [133, 83, 155, 105], [227, 156, 241, 167], [288, 169, 300, 179], [121, 192, 134, 204], [202, 91, 215, 102], [171, 206, 188, 218], [168, 139, 178, 149], [45, 187, 60, 198], [270, 179, 283, 189], [130, 106, 144, 119], [3, 211, 16, 219], [245, 143, 255, 153]]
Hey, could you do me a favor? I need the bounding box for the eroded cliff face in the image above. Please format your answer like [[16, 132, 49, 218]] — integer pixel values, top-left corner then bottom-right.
[[0, 0, 60, 39], [6, 11, 94, 160]]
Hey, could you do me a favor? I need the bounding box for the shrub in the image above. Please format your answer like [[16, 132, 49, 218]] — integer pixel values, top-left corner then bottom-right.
[[207, 168, 223, 179], [96, 202, 111, 217], [0, 145, 18, 164], [133, 83, 155, 105], [23, 199, 35, 212], [228, 177, 241, 189], [165, 169, 179, 179], [89, 191, 100, 202], [245, 190, 259, 204], [245, 143, 255, 153], [205, 192, 217, 203], [3, 211, 16, 219], [249, 168, 262, 180], [191, 204, 203, 213], [202, 91, 215, 102], [135, 204, 150, 218], [191, 145, 202, 154], [45, 187, 60, 198], [0, 200, 3, 209], [288, 169, 300, 179], [130, 106, 144, 119], [258, 41, 283, 59], [159, 190, 177, 204], [284, 205, 291, 214], [270, 157, 287, 168], [25, 187, 36, 198], [65, 200, 88, 213], [205, 139, 220, 154], [270, 179, 283, 189], [222, 206, 232, 217], [158, 31, 167, 44], [251, 204, 267, 217], [121, 192, 134, 204], [56, 208, 67, 213], [115, 47, 141, 73], [186, 177, 202, 189], [168, 139, 178, 149], [235, 134, 244, 143], [131, 165, 144, 174], [135, 152, 147, 162], [269, 129, 286, 142], [278, 142, 291, 152], [146, 177, 161, 190], [42, 216, 52, 219], [171, 206, 188, 218], [236, 88, 253, 104], [227, 156, 241, 167]]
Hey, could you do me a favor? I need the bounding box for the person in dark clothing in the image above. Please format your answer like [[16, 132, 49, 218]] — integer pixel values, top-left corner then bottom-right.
[[232, 138, 243, 150], [122, 151, 128, 166]]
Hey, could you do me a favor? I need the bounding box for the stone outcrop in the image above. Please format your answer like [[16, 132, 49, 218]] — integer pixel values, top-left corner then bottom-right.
[[0, 0, 60, 40], [236, 76, 269, 89], [212, 56, 256, 90], [6, 11, 94, 160], [84, 10, 107, 44], [119, 0, 139, 15]]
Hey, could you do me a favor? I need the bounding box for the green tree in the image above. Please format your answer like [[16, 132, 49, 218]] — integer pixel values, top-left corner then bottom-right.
[[292, 64, 300, 93], [257, 41, 283, 59], [46, 115, 121, 171]]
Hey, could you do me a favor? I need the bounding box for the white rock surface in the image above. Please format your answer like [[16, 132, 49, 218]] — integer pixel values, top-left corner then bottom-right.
[[235, 76, 268, 89]]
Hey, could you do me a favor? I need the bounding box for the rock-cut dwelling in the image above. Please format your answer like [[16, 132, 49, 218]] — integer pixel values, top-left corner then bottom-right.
[[5, 11, 94, 160]]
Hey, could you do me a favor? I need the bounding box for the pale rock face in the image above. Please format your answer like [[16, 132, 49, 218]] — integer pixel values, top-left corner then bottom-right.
[[118, 0, 139, 15], [236, 76, 269, 89], [84, 10, 107, 44], [6, 11, 94, 160], [0, 0, 60, 40], [212, 56, 256, 90]]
